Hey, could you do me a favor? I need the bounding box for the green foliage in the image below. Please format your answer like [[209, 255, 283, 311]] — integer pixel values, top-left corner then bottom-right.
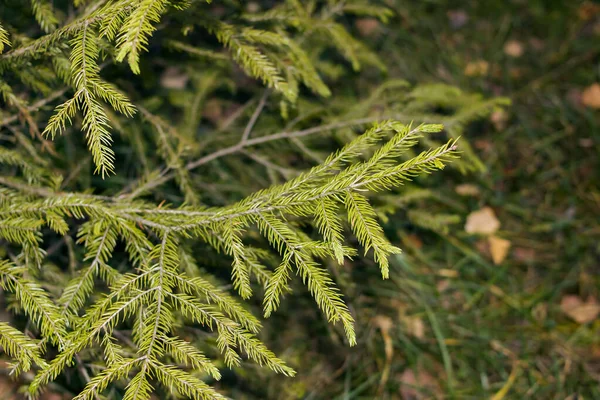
[[0, 0, 504, 398]]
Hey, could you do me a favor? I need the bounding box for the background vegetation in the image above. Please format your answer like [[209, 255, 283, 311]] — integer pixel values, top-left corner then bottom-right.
[[0, 0, 599, 399]]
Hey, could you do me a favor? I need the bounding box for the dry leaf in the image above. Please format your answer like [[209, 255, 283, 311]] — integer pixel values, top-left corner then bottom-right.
[[579, 138, 594, 148], [488, 236, 511, 264], [581, 83, 600, 109], [246, 2, 260, 13], [560, 295, 600, 324], [455, 183, 480, 196], [528, 37, 545, 51], [578, 2, 600, 20], [464, 60, 489, 77], [503, 40, 524, 58], [398, 368, 440, 399], [402, 315, 425, 339], [160, 67, 189, 89], [490, 109, 509, 131], [447, 10, 469, 29], [436, 279, 451, 293], [355, 18, 381, 36], [465, 207, 500, 235], [438, 269, 459, 278]]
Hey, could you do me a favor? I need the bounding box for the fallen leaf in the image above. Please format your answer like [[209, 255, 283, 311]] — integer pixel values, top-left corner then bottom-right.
[[490, 109, 509, 131], [474, 139, 493, 151], [398, 369, 418, 399], [465, 207, 500, 235], [355, 18, 380, 36], [403, 315, 425, 339], [528, 37, 545, 51], [398, 368, 440, 399], [578, 2, 600, 20], [581, 83, 600, 109], [560, 295, 600, 324], [246, 2, 260, 13], [455, 183, 480, 196], [447, 10, 469, 29], [436, 279, 451, 293], [403, 234, 423, 250], [160, 67, 189, 89], [488, 236, 511, 264], [503, 40, 524, 58], [464, 60, 489, 77], [438, 269, 459, 278]]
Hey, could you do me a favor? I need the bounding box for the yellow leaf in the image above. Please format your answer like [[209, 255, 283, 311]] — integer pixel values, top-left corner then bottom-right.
[[488, 236, 511, 264], [560, 295, 600, 324], [464, 60, 489, 77], [465, 206, 500, 235], [438, 268, 459, 278], [582, 83, 600, 109]]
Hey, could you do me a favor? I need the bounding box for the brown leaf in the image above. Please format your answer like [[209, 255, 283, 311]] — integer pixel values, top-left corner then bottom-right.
[[503, 40, 524, 58], [355, 18, 381, 36], [402, 315, 425, 339], [581, 83, 600, 109], [464, 60, 489, 77], [403, 234, 423, 250], [560, 295, 600, 324], [578, 2, 600, 20], [398, 368, 440, 399], [488, 236, 511, 265], [455, 183, 480, 196], [465, 207, 500, 235], [490, 109, 509, 131], [436, 279, 451, 293], [160, 67, 189, 89]]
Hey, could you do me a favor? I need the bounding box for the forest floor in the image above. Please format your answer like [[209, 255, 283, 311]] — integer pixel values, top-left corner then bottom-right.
[[268, 2, 600, 399]]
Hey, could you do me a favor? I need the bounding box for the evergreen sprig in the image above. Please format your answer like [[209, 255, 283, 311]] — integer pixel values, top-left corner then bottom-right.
[[0, 1, 504, 398]]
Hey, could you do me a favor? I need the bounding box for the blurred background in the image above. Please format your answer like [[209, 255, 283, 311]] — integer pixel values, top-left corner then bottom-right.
[[1, 0, 599, 399], [245, 1, 600, 399]]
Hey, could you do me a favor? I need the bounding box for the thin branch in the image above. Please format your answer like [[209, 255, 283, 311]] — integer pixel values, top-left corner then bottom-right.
[[122, 114, 410, 197], [0, 89, 68, 128], [241, 90, 269, 143]]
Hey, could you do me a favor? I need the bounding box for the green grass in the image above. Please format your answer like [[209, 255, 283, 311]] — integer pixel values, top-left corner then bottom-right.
[[235, 1, 600, 399]]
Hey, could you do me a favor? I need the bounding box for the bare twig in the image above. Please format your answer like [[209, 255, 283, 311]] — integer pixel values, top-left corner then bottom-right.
[[241, 90, 270, 143]]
